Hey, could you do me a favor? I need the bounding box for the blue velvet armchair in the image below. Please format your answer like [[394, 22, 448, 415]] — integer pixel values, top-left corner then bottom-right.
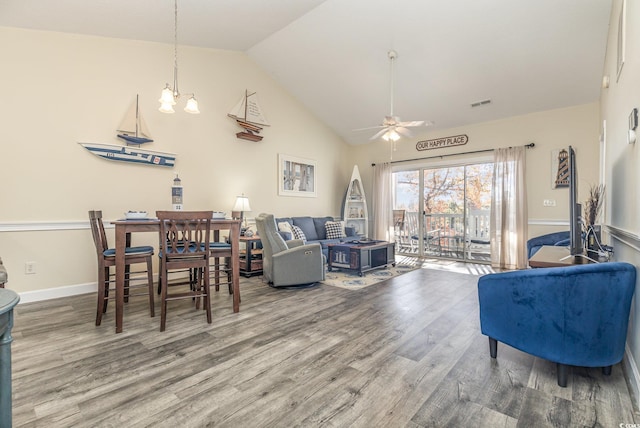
[[526, 231, 570, 259], [478, 262, 636, 387]]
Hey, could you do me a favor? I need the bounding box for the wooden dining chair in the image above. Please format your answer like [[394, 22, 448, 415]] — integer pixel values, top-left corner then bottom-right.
[[156, 210, 213, 331], [88, 210, 155, 326]]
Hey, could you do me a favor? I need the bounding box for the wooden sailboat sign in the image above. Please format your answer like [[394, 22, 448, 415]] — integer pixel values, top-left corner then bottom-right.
[[79, 95, 177, 168], [78, 142, 176, 167], [228, 90, 269, 141]]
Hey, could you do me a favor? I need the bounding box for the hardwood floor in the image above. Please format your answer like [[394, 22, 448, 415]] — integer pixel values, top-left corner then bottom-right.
[[10, 265, 639, 427]]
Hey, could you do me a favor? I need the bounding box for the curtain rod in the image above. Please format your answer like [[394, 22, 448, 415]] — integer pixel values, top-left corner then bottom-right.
[[371, 142, 535, 166]]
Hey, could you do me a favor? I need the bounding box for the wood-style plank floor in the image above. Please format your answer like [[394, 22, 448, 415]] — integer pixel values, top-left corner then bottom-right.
[[10, 264, 639, 427]]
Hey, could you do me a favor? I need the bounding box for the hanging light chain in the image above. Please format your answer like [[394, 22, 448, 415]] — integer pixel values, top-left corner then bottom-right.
[[158, 0, 199, 113], [172, 0, 179, 98]]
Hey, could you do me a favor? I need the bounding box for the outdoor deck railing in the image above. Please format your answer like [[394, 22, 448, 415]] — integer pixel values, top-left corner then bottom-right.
[[394, 210, 490, 260]]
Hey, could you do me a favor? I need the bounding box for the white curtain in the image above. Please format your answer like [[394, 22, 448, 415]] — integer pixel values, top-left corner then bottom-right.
[[490, 146, 528, 269], [372, 163, 394, 241]]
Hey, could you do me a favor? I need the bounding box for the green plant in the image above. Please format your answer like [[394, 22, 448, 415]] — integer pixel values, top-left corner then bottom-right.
[[584, 184, 604, 226]]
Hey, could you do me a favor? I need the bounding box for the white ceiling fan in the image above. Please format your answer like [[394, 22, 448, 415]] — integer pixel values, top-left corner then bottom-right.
[[354, 50, 432, 144]]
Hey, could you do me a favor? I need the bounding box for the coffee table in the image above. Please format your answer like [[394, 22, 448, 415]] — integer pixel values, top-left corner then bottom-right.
[[327, 240, 395, 276]]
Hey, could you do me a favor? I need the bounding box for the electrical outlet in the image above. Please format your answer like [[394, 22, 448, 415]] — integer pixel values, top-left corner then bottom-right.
[[25, 261, 36, 275], [543, 199, 556, 207]]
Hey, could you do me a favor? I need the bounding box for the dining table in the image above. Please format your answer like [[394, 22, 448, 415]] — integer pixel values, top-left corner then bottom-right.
[[111, 217, 241, 333]]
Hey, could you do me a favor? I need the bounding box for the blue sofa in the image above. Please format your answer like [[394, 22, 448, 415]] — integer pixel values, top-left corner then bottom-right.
[[478, 262, 636, 387], [275, 216, 360, 258], [527, 231, 569, 259]]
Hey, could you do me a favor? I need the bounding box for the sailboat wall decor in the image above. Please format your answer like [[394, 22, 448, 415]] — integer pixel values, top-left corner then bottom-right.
[[79, 95, 177, 168], [228, 90, 270, 141], [116, 95, 153, 144]]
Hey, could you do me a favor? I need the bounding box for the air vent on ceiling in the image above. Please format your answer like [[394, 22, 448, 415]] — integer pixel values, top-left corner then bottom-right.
[[471, 99, 492, 108]]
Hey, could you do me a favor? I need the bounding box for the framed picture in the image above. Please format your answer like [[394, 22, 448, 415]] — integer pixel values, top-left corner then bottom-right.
[[278, 154, 317, 197], [616, 0, 626, 81]]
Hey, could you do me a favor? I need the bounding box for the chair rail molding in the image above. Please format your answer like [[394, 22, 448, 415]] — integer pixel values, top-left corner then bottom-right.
[[0, 221, 114, 232], [528, 219, 569, 226], [605, 224, 640, 253]]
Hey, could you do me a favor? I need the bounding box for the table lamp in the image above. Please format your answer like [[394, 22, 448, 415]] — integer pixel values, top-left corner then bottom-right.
[[233, 194, 251, 233]]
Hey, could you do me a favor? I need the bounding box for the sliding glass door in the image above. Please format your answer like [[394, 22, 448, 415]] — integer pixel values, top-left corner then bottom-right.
[[393, 161, 492, 262]]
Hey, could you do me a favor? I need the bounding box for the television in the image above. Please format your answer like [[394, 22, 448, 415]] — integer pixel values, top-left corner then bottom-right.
[[568, 146, 583, 256]]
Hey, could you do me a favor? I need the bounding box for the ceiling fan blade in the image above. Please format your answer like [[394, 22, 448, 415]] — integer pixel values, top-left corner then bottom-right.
[[396, 127, 414, 138], [352, 125, 386, 132], [398, 120, 425, 127], [370, 127, 390, 140]]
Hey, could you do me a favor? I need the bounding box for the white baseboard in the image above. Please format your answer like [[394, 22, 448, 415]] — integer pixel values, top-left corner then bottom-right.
[[18, 282, 97, 304], [624, 345, 640, 410], [18, 274, 163, 304]]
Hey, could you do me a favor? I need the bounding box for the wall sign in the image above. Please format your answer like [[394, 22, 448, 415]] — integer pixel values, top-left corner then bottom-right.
[[416, 134, 468, 151]]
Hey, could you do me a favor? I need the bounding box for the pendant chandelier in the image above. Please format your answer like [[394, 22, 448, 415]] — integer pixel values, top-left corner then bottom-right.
[[159, 0, 200, 114]]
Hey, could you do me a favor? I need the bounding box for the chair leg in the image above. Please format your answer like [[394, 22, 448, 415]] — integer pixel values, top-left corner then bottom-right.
[[160, 263, 167, 332], [204, 266, 212, 324], [146, 258, 155, 318], [96, 266, 108, 326], [489, 337, 497, 358], [557, 363, 568, 387], [195, 268, 202, 310], [214, 256, 220, 292], [602, 365, 612, 376]]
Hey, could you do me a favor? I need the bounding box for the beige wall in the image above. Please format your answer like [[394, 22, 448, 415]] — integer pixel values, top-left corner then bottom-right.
[[600, 0, 640, 405], [0, 26, 351, 295], [349, 103, 601, 240]]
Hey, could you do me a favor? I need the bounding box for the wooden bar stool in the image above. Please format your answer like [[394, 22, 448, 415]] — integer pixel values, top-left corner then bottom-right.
[[157, 210, 213, 331], [88, 210, 154, 326]]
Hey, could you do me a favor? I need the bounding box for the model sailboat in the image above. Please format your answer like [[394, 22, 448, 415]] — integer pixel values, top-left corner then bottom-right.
[[79, 95, 177, 167], [228, 90, 269, 141], [116, 95, 153, 144]]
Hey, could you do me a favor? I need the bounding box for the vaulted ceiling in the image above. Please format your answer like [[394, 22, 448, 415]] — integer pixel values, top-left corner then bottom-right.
[[0, 0, 612, 144]]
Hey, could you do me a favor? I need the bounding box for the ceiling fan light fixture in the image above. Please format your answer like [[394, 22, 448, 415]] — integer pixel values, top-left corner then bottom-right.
[[382, 129, 400, 142]]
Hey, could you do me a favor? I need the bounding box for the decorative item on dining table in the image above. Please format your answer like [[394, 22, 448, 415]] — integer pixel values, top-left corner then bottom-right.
[[172, 173, 183, 210], [125, 210, 148, 220], [212, 211, 226, 219]]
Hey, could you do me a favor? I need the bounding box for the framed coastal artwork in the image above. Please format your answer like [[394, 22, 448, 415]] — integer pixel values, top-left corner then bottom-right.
[[278, 154, 317, 197]]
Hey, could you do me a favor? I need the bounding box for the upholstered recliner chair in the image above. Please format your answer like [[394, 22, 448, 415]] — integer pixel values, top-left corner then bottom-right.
[[478, 262, 636, 387], [255, 213, 325, 287]]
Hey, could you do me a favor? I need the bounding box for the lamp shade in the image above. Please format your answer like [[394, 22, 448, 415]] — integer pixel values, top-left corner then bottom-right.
[[159, 102, 176, 114], [233, 195, 251, 212], [184, 96, 200, 114], [159, 86, 177, 105]]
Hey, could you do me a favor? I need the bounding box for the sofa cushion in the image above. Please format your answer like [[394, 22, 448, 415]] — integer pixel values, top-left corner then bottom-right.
[[325, 221, 346, 239], [291, 217, 319, 241]]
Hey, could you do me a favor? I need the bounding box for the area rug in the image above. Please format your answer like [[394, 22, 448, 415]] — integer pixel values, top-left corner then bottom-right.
[[322, 264, 417, 290]]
